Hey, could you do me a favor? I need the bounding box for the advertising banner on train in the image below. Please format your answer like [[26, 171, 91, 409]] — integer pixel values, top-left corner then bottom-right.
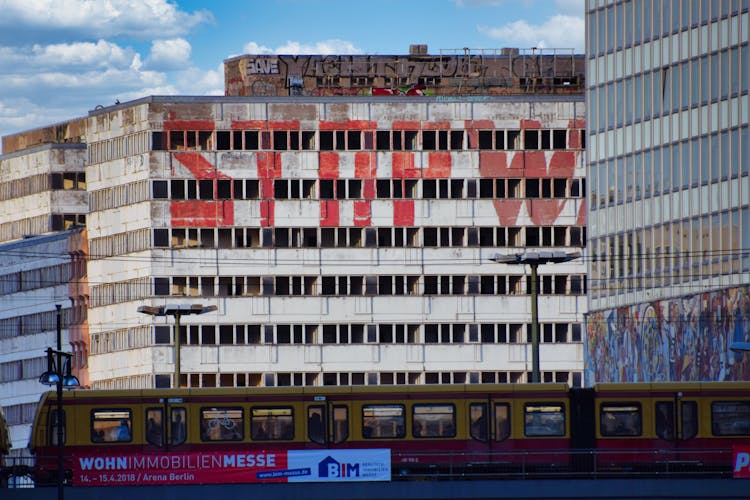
[[733, 445, 750, 478], [72, 448, 391, 486]]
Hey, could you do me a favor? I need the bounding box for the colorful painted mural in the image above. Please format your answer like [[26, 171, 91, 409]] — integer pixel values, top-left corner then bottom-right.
[[585, 286, 750, 384]]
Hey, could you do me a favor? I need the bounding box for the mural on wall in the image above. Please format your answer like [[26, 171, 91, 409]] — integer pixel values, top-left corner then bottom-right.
[[585, 286, 750, 384]]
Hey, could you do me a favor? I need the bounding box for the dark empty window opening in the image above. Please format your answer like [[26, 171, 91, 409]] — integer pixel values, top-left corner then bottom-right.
[[553, 129, 567, 149], [478, 131, 493, 149], [525, 130, 539, 150], [320, 131, 334, 150]]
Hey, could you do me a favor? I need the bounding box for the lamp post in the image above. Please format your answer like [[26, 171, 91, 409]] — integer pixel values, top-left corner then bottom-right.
[[138, 304, 217, 388], [491, 251, 581, 383], [38, 304, 80, 500]]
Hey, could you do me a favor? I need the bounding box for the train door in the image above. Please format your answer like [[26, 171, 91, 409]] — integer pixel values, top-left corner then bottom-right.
[[468, 399, 511, 469], [654, 394, 698, 464], [305, 397, 349, 448], [145, 397, 187, 450]]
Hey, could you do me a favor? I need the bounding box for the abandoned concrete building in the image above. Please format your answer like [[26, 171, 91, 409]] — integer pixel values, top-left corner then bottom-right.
[[0, 46, 586, 450]]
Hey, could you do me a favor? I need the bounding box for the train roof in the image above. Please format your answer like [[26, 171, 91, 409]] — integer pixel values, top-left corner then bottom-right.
[[36, 383, 573, 405]]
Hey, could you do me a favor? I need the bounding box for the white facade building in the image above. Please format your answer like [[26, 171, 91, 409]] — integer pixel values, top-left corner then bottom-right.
[[83, 95, 587, 389]]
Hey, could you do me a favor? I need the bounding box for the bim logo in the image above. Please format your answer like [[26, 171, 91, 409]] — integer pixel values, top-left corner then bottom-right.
[[318, 456, 360, 478]]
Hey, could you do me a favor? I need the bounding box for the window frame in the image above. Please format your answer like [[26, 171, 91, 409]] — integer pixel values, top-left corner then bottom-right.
[[411, 403, 456, 438], [599, 402, 642, 437], [362, 404, 406, 439], [90, 408, 133, 443], [523, 403, 565, 437], [199, 406, 244, 442]]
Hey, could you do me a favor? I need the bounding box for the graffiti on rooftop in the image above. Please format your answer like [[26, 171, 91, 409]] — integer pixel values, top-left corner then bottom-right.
[[226, 53, 585, 97]]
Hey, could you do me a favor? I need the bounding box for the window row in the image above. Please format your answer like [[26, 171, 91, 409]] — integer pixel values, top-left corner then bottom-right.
[[153, 128, 585, 152], [590, 126, 749, 209], [149, 370, 582, 390], [589, 0, 745, 57], [88, 131, 150, 165], [90, 180, 149, 212], [143, 321, 583, 347], [600, 400, 750, 439], [153, 177, 586, 201], [0, 308, 72, 340], [89, 228, 151, 260], [590, 206, 750, 297], [154, 225, 586, 250], [591, 48, 748, 133], [67, 402, 564, 446], [0, 173, 85, 202], [153, 273, 587, 297], [2, 402, 38, 426], [0, 262, 71, 296], [0, 215, 56, 247], [0, 356, 46, 383]]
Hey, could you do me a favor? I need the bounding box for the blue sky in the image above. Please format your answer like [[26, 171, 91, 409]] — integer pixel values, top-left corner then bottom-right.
[[0, 0, 585, 149]]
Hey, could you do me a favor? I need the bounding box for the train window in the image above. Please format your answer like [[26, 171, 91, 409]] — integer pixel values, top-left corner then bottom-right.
[[470, 403, 488, 441], [655, 402, 674, 440], [680, 401, 698, 440], [91, 409, 132, 443], [600, 403, 642, 436], [48, 410, 66, 446], [412, 404, 456, 438], [200, 407, 243, 441], [332, 405, 349, 443], [146, 408, 163, 446], [495, 403, 510, 440], [171, 408, 187, 445], [251, 407, 294, 441], [362, 404, 405, 439], [524, 404, 565, 436], [308, 406, 325, 444], [711, 401, 750, 436]]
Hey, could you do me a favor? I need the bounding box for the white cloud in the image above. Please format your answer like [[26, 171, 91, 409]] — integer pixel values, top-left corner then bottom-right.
[[242, 39, 363, 56], [32, 40, 136, 69], [147, 38, 192, 70], [0, 0, 213, 42], [478, 14, 584, 52], [172, 64, 224, 96]]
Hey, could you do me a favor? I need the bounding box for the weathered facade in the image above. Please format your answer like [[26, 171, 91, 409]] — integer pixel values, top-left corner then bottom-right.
[[80, 94, 587, 389]]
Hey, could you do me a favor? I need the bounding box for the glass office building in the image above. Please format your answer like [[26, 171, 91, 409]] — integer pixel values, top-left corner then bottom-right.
[[585, 0, 749, 382]]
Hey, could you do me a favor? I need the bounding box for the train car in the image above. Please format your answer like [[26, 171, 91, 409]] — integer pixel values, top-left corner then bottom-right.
[[29, 382, 750, 485], [28, 383, 573, 486], [582, 382, 750, 474]]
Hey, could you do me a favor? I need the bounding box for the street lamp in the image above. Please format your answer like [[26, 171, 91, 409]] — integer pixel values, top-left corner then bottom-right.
[[38, 304, 80, 500], [138, 304, 217, 387], [491, 251, 581, 383]]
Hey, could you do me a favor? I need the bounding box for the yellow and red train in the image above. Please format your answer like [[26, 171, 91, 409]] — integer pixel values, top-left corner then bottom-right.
[[26, 382, 750, 485]]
